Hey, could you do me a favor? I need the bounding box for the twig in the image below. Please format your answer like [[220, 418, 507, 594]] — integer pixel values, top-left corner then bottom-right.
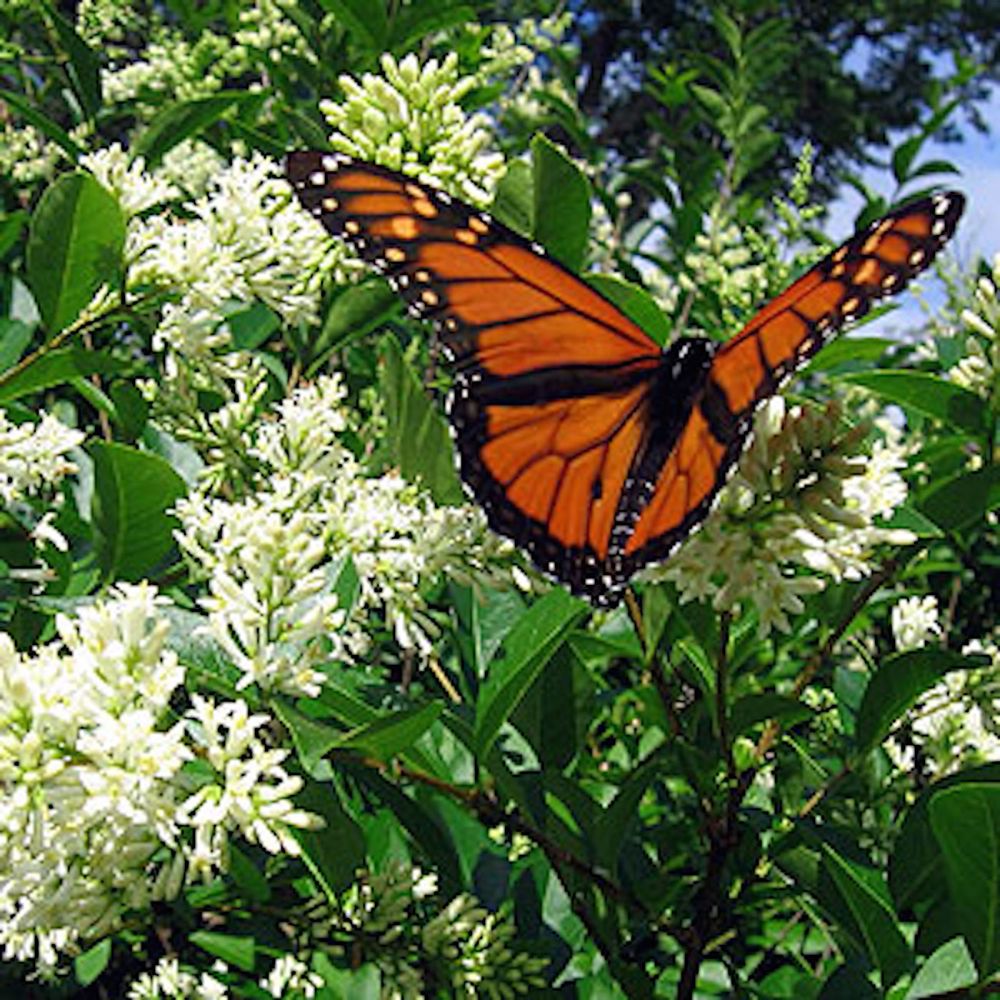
[[426, 657, 461, 704], [347, 753, 633, 907]]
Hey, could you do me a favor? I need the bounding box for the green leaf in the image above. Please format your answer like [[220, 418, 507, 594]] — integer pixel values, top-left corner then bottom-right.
[[474, 589, 587, 757], [308, 280, 399, 370], [929, 783, 1000, 976], [43, 1, 101, 117], [821, 845, 912, 988], [317, 0, 387, 49], [855, 649, 987, 755], [134, 92, 262, 166], [892, 136, 923, 185], [336, 702, 444, 761], [278, 700, 442, 770], [379, 333, 463, 505], [839, 371, 987, 437], [0, 319, 32, 373], [0, 346, 130, 404], [530, 134, 591, 271], [491, 159, 533, 235], [918, 465, 1000, 532], [0, 88, 83, 162], [109, 381, 149, 441], [905, 938, 978, 999], [878, 504, 943, 539], [228, 844, 271, 903], [277, 702, 345, 772], [73, 939, 111, 987], [90, 442, 187, 581], [731, 693, 813, 735], [890, 764, 1000, 914], [293, 779, 366, 896], [388, 0, 475, 51], [512, 643, 592, 770], [189, 931, 255, 972], [27, 172, 125, 333], [594, 753, 664, 869], [315, 956, 381, 998], [907, 159, 962, 181], [228, 301, 280, 351], [0, 209, 29, 259], [585, 273, 672, 345], [808, 336, 892, 371]]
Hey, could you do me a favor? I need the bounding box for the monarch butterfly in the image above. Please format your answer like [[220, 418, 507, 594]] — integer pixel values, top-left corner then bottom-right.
[[287, 151, 964, 605]]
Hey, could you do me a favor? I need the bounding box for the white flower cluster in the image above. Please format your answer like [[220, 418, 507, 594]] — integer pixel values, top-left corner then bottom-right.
[[79, 145, 338, 383], [178, 695, 320, 877], [0, 584, 320, 974], [889, 638, 1000, 776], [129, 151, 333, 346], [126, 951, 323, 999], [951, 251, 1000, 406], [97, 1, 310, 113], [260, 953, 323, 999], [75, 0, 142, 44], [127, 955, 229, 1000], [0, 123, 63, 186], [680, 208, 770, 334], [891, 595, 942, 651], [175, 375, 516, 686], [309, 861, 547, 998], [320, 52, 506, 204], [82, 143, 179, 217], [651, 397, 915, 636], [0, 409, 84, 505], [476, 12, 573, 80]]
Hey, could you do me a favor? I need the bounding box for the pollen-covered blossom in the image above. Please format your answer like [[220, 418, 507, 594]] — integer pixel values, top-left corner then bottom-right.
[[126, 956, 229, 1000], [891, 595, 942, 651], [950, 251, 1000, 407], [888, 638, 1000, 776], [174, 375, 517, 679], [320, 52, 506, 203], [0, 584, 320, 974], [0, 409, 84, 504], [157, 140, 227, 199], [652, 397, 915, 636]]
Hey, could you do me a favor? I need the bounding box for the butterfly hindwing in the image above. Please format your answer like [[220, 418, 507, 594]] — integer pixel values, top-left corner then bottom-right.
[[619, 190, 966, 576], [287, 151, 666, 598], [287, 152, 964, 603]]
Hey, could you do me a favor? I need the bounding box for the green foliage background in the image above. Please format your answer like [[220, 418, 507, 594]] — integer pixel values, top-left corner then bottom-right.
[[1, 1, 999, 997]]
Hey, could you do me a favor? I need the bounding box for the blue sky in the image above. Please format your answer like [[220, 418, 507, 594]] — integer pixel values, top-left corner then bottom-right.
[[823, 82, 999, 334]]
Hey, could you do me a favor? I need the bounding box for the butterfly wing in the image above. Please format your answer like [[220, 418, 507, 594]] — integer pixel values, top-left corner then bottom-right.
[[287, 152, 665, 598], [620, 190, 966, 575]]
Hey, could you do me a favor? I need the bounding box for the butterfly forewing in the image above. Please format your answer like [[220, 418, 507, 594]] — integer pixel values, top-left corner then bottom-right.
[[287, 151, 664, 597], [618, 190, 965, 577], [287, 151, 964, 603]]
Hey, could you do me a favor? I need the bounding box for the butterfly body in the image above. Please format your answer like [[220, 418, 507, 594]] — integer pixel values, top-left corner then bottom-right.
[[287, 151, 964, 604]]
